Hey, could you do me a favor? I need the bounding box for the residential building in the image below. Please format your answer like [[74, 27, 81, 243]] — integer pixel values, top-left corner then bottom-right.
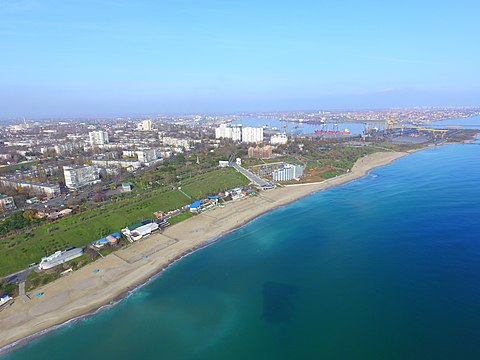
[[248, 145, 272, 159], [161, 136, 199, 149], [0, 177, 60, 197], [270, 134, 288, 145], [272, 164, 304, 181], [92, 159, 141, 171], [0, 194, 16, 211], [136, 149, 161, 165], [138, 119, 153, 131], [242, 127, 264, 143], [215, 124, 242, 141], [63, 165, 100, 189], [89, 131, 109, 147]]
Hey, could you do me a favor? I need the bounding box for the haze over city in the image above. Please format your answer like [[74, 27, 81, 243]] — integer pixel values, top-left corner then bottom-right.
[[1, 0, 479, 118]]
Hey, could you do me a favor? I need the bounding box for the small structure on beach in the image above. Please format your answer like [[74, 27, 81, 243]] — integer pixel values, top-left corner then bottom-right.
[[189, 200, 201, 213]]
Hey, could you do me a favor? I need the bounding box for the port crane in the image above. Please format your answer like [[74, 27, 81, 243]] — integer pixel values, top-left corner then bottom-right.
[[385, 118, 448, 139]]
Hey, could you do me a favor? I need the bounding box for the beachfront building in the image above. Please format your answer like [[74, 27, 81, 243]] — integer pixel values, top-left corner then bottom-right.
[[63, 165, 101, 189], [272, 164, 304, 182], [89, 131, 109, 147], [242, 127, 264, 143], [248, 145, 273, 159]]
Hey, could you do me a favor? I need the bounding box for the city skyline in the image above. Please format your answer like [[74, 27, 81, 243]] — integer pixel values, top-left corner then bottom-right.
[[1, 0, 479, 117]]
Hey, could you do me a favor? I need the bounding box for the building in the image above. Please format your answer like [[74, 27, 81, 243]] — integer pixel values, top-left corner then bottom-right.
[[161, 136, 196, 149], [242, 127, 264, 143], [231, 126, 242, 141], [248, 145, 272, 159], [122, 183, 133, 192], [138, 119, 153, 131], [136, 149, 161, 165], [218, 160, 229, 167], [270, 134, 288, 145], [215, 124, 231, 139], [92, 159, 141, 171], [0, 177, 60, 197], [215, 124, 242, 141], [272, 164, 304, 182], [89, 131, 109, 147], [0, 194, 15, 211], [63, 165, 100, 189]]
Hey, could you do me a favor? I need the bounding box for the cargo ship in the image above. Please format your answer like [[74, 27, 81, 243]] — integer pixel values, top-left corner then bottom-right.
[[38, 247, 84, 270]]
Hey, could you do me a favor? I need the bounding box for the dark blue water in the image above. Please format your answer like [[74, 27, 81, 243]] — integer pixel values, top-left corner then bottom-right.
[[3, 139, 480, 359]]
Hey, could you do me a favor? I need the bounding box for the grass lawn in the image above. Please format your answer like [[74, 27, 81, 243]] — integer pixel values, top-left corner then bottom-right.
[[0, 189, 191, 277], [168, 211, 193, 225], [0, 168, 249, 277], [181, 168, 249, 199]]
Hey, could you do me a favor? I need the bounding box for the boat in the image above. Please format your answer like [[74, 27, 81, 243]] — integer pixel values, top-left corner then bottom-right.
[[38, 247, 84, 270]]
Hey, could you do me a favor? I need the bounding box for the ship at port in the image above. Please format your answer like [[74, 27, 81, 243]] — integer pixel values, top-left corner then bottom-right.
[[38, 247, 84, 270], [314, 129, 351, 135], [314, 123, 351, 135]]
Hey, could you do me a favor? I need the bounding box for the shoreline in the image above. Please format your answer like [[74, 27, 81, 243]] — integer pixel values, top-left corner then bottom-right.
[[0, 150, 412, 353]]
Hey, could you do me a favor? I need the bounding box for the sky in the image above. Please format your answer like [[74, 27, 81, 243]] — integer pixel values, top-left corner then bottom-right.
[[0, 0, 479, 117]]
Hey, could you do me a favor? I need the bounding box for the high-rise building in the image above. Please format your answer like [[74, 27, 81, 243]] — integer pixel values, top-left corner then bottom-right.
[[231, 126, 242, 141], [63, 165, 100, 189], [241, 127, 264, 143], [272, 164, 304, 181], [215, 124, 242, 141], [89, 131, 109, 147], [138, 119, 153, 131], [215, 124, 231, 139]]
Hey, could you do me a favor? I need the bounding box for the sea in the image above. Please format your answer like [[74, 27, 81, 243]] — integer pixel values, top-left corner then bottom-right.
[[2, 119, 480, 359]]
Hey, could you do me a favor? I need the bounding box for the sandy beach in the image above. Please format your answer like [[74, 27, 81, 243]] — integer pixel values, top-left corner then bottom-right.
[[0, 151, 409, 352]]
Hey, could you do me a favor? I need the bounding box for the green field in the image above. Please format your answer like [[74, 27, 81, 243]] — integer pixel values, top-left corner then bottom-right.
[[168, 211, 193, 225], [181, 168, 250, 199], [0, 168, 248, 277]]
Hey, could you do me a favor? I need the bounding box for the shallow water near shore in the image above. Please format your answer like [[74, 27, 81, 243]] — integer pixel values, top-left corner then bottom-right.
[[3, 139, 480, 359]]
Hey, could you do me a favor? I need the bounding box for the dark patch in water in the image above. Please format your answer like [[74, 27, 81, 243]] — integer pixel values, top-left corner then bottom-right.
[[262, 281, 297, 323]]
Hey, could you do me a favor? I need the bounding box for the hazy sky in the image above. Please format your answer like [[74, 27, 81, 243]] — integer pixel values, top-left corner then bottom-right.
[[0, 0, 479, 117]]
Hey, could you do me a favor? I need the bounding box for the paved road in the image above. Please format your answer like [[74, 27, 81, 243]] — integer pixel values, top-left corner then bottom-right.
[[3, 267, 36, 284], [229, 163, 274, 189]]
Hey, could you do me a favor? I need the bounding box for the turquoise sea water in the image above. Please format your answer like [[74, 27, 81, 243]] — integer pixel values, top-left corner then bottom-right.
[[3, 139, 480, 359]]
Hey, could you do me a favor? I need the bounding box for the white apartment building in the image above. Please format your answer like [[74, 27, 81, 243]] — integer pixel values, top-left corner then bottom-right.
[[270, 134, 288, 145], [89, 131, 109, 147], [215, 124, 242, 141], [0, 177, 61, 197], [63, 165, 100, 189], [138, 119, 153, 131], [161, 136, 199, 149], [272, 164, 304, 182], [241, 127, 264, 143], [136, 149, 161, 164]]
